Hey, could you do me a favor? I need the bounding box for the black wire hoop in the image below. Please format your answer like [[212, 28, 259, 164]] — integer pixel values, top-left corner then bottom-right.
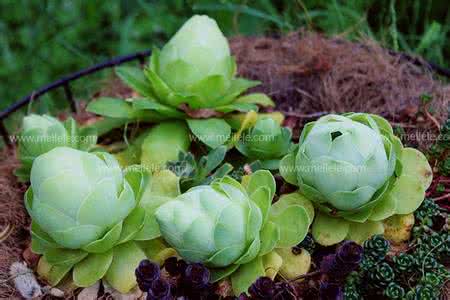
[[1, 48, 449, 148], [0, 49, 151, 147]]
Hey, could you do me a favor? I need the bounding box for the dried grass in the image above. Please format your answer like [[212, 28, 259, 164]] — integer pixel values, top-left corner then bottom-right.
[[230, 31, 448, 148]]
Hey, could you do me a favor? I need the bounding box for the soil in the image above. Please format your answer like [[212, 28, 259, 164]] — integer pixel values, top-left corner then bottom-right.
[[0, 148, 29, 299], [0, 30, 448, 298], [230, 31, 449, 149]]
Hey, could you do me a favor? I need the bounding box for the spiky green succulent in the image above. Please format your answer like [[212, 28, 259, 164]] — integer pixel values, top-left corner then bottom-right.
[[411, 284, 439, 300], [15, 114, 97, 182], [166, 146, 233, 192], [363, 235, 390, 262], [280, 113, 432, 245], [369, 262, 395, 287], [393, 253, 415, 272], [343, 284, 361, 300], [155, 170, 312, 294], [384, 282, 405, 299]]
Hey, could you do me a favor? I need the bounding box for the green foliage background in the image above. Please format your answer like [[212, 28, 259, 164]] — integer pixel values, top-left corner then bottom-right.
[[0, 0, 449, 119]]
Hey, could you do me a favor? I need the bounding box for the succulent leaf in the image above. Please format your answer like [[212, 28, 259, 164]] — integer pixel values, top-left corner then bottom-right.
[[73, 250, 114, 287], [141, 121, 191, 171]]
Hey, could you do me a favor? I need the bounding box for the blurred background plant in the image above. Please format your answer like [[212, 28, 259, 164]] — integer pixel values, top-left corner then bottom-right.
[[1, 0, 449, 125]]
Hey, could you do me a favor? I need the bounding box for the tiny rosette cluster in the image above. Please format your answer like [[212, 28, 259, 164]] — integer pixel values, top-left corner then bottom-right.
[[25, 147, 149, 293], [280, 113, 433, 246], [16, 114, 97, 181], [155, 170, 312, 294], [236, 118, 292, 169], [145, 15, 258, 110]]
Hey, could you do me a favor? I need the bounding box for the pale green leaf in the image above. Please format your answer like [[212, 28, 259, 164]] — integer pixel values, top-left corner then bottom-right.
[[187, 118, 231, 148], [116, 66, 154, 97], [346, 221, 384, 244], [312, 213, 350, 246], [87, 97, 135, 119], [259, 221, 280, 256], [231, 257, 265, 295], [73, 250, 113, 287], [279, 153, 298, 186], [104, 241, 147, 293], [400, 148, 433, 190], [235, 93, 275, 107], [270, 205, 310, 248]]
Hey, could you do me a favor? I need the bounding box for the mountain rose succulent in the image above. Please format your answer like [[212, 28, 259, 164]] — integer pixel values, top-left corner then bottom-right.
[[280, 113, 432, 246], [25, 147, 155, 293]]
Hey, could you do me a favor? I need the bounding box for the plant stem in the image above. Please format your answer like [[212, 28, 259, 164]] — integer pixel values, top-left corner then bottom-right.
[[289, 270, 322, 282]]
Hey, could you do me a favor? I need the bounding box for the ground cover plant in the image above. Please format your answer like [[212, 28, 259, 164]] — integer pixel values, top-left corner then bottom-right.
[[0, 13, 449, 300]]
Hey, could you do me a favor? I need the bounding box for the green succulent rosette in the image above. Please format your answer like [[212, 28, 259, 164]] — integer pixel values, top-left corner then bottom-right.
[[16, 114, 97, 182], [144, 15, 260, 111], [86, 15, 275, 149], [384, 282, 405, 299], [280, 113, 433, 246], [155, 170, 312, 294], [25, 147, 171, 293], [236, 118, 293, 169]]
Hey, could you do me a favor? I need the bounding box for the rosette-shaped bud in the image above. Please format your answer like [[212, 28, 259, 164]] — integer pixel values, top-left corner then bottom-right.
[[384, 282, 405, 299], [280, 113, 433, 246], [16, 114, 97, 181], [393, 253, 415, 273], [369, 262, 395, 287], [413, 284, 438, 299], [363, 235, 390, 262], [87, 15, 276, 150], [320, 241, 363, 283], [248, 277, 276, 299], [236, 118, 292, 169], [156, 182, 262, 267], [156, 171, 312, 295], [136, 260, 161, 291], [26, 147, 135, 248], [26, 147, 153, 293], [145, 15, 259, 110]]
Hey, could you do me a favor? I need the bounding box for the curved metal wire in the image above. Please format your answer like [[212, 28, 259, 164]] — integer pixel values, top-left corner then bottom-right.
[[0, 49, 151, 146]]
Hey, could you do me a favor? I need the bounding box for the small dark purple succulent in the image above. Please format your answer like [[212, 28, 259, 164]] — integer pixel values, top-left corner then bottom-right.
[[136, 259, 161, 292], [164, 257, 180, 276], [248, 277, 276, 299], [320, 241, 363, 283], [337, 241, 363, 265], [237, 293, 250, 300], [319, 281, 343, 300], [147, 278, 171, 300], [177, 259, 188, 275], [184, 263, 211, 290]]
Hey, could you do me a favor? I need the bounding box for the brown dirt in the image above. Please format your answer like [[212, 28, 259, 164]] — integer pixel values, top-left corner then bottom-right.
[[0, 148, 29, 299], [230, 31, 449, 149]]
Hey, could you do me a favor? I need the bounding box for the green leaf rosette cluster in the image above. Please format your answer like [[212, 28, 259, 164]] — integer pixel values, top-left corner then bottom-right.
[[155, 170, 312, 294], [236, 117, 293, 169], [16, 114, 97, 182], [25, 147, 158, 293], [280, 113, 433, 245], [86, 15, 275, 150], [144, 15, 259, 111]]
